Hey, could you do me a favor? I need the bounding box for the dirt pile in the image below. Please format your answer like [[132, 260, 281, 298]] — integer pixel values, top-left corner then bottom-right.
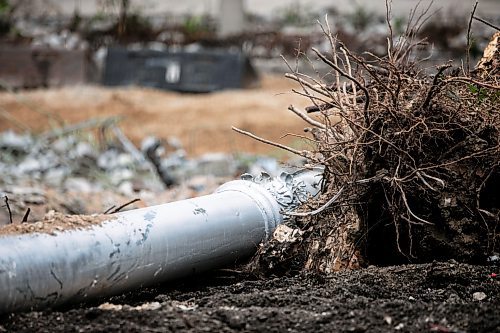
[[0, 75, 308, 156], [249, 9, 500, 274]]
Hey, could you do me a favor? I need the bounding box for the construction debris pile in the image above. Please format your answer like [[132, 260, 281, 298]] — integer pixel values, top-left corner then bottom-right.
[[248, 14, 500, 274], [0, 123, 284, 225]]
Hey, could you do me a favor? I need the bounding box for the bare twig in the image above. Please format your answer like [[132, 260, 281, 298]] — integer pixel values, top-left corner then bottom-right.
[[311, 47, 371, 112], [466, 1, 479, 75], [285, 186, 345, 217], [385, 0, 394, 51], [279, 132, 320, 143], [3, 196, 13, 224], [284, 73, 333, 99], [444, 77, 500, 90], [232, 127, 308, 158], [473, 16, 500, 31], [291, 89, 332, 107], [396, 183, 433, 225], [422, 63, 452, 109], [288, 105, 327, 129], [306, 102, 337, 113], [103, 205, 117, 214], [39, 116, 122, 142], [21, 208, 31, 223], [109, 198, 141, 214]]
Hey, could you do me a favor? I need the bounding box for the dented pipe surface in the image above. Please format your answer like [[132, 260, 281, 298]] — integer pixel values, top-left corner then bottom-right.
[[0, 169, 322, 313]]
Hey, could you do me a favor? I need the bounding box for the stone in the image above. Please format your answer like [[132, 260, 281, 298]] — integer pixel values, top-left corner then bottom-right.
[[472, 291, 487, 301]]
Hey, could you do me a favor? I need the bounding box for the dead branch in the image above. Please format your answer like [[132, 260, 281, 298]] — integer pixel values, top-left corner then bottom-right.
[[288, 105, 327, 129], [284, 73, 334, 99], [306, 102, 338, 113], [285, 186, 345, 217], [39, 116, 122, 142], [21, 208, 31, 223], [466, 1, 479, 75], [2, 196, 13, 224], [110, 198, 141, 214], [311, 47, 371, 112], [444, 77, 500, 90], [422, 64, 452, 109], [232, 127, 309, 158], [279, 132, 320, 143], [103, 205, 117, 214], [473, 16, 500, 31]]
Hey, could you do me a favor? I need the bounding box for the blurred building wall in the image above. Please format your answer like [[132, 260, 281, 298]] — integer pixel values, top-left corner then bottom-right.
[[218, 0, 246, 37], [23, 0, 499, 18], [0, 46, 88, 89]]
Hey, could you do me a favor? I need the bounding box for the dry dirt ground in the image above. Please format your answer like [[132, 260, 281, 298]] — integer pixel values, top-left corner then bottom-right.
[[0, 74, 310, 157], [1, 262, 499, 332]]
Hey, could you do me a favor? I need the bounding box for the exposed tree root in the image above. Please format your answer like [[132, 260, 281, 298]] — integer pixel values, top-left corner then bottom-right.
[[245, 2, 500, 275]]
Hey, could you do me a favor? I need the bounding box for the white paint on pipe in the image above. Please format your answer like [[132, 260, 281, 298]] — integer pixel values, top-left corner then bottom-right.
[[0, 169, 322, 313]]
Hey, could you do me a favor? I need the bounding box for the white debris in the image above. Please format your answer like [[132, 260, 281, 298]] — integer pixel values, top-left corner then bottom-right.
[[273, 224, 303, 243], [98, 302, 162, 311], [473, 292, 487, 301]]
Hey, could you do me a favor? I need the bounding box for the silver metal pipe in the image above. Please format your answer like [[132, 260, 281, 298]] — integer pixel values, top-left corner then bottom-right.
[[0, 169, 322, 313]]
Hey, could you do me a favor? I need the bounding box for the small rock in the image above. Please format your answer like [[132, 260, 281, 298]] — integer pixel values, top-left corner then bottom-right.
[[193, 153, 237, 177], [172, 301, 198, 311], [487, 255, 499, 263], [109, 168, 134, 185], [132, 302, 162, 311], [44, 210, 56, 220], [44, 167, 70, 186], [52, 136, 77, 153], [17, 157, 43, 174], [98, 302, 123, 311], [8, 186, 46, 204], [117, 181, 134, 197], [98, 150, 134, 170], [64, 177, 96, 193], [394, 323, 405, 330], [0, 131, 33, 153], [70, 142, 97, 159], [473, 292, 487, 301]]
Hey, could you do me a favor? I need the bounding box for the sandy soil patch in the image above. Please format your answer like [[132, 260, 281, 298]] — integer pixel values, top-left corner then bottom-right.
[[0, 74, 312, 157]]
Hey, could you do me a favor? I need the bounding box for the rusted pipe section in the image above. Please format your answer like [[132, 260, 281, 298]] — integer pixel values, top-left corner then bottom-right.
[[0, 168, 322, 313]]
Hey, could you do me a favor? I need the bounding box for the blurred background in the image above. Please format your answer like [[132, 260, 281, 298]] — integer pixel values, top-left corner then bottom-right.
[[0, 0, 498, 223]]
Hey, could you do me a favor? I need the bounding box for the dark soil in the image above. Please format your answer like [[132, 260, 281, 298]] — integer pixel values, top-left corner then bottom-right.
[[2, 261, 498, 332]]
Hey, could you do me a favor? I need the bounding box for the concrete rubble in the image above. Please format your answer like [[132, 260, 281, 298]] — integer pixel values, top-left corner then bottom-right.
[[0, 128, 300, 225]]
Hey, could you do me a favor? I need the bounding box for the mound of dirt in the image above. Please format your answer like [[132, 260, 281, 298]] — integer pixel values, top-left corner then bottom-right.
[[0, 75, 309, 157]]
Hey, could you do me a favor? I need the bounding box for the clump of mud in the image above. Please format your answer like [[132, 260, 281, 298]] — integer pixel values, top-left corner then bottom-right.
[[246, 15, 500, 275]]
